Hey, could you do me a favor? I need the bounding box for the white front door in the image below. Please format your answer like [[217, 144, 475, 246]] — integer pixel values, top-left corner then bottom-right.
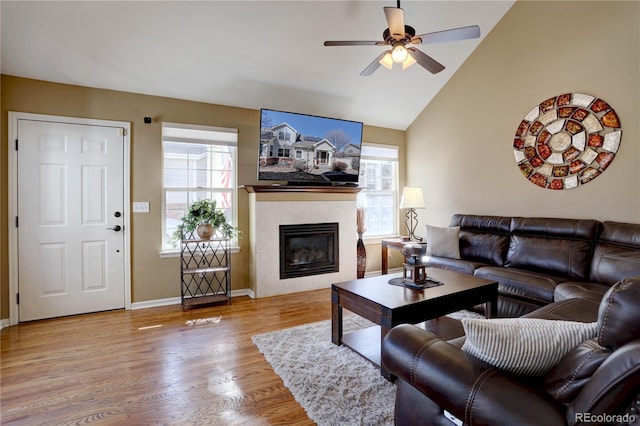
[[15, 117, 128, 322]]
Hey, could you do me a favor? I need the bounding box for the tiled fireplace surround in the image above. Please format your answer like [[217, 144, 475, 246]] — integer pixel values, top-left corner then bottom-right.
[[245, 186, 358, 298]]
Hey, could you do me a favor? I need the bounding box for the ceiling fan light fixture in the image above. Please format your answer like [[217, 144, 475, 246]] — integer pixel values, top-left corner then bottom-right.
[[379, 52, 394, 70], [391, 43, 408, 63], [323, 5, 479, 76], [402, 54, 416, 70]]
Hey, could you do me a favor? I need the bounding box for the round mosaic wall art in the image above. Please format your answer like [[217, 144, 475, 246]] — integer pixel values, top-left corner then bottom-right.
[[513, 93, 622, 190]]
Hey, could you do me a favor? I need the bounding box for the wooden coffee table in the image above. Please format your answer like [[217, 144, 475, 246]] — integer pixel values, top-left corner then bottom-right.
[[331, 268, 498, 379]]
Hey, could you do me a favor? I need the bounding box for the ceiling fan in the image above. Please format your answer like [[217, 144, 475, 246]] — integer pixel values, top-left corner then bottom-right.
[[324, 1, 481, 76]]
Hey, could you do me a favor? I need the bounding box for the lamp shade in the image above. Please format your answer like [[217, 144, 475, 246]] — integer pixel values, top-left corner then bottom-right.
[[399, 186, 425, 209], [379, 52, 394, 70]]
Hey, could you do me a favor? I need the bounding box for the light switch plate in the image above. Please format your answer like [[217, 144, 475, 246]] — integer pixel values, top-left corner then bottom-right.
[[133, 202, 150, 213]]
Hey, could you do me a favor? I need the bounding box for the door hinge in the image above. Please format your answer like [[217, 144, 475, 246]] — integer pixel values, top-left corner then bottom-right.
[[16, 293, 19, 304], [15, 216, 18, 227], [15, 139, 18, 151], [119, 128, 127, 137]]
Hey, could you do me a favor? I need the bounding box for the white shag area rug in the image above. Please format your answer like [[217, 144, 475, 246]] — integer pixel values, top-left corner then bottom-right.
[[252, 310, 482, 426]]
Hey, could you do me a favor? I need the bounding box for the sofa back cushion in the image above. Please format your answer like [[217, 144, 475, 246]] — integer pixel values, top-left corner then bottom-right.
[[545, 279, 640, 405], [590, 221, 640, 285], [450, 214, 511, 266], [506, 218, 600, 280], [543, 338, 609, 403]]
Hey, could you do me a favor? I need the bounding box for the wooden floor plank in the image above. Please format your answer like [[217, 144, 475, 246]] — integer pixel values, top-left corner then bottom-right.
[[1, 289, 335, 425]]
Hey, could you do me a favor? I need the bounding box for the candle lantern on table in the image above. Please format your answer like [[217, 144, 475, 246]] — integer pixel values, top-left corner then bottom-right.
[[403, 254, 427, 284]]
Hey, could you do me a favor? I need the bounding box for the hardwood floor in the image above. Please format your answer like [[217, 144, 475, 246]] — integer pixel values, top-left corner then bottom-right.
[[1, 289, 335, 425]]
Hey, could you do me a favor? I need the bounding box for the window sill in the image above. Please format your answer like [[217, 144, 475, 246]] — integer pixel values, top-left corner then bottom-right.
[[159, 245, 242, 259]]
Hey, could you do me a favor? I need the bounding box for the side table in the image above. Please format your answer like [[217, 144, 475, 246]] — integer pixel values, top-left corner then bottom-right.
[[380, 238, 427, 275]]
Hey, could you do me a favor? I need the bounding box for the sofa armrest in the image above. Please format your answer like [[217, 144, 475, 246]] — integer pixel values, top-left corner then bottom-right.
[[382, 324, 566, 426], [567, 340, 640, 425]]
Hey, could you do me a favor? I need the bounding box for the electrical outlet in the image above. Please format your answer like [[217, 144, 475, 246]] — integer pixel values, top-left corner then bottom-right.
[[133, 202, 150, 213]]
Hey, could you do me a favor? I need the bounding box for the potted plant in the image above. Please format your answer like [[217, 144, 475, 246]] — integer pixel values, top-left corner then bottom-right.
[[173, 199, 235, 242]]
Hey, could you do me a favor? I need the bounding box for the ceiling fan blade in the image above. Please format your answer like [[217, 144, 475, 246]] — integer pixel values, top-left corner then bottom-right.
[[324, 40, 386, 47], [407, 48, 445, 74], [384, 7, 405, 40], [411, 25, 481, 45], [360, 51, 389, 76]]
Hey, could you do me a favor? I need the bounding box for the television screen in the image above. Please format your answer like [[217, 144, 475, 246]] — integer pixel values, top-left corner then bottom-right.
[[258, 108, 363, 185]]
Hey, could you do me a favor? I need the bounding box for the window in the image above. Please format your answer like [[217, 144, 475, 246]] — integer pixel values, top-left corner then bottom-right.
[[278, 131, 291, 142], [358, 143, 399, 237], [162, 123, 237, 250], [276, 148, 291, 158]]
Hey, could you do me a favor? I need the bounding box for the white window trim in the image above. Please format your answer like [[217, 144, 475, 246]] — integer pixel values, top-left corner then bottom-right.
[[160, 122, 238, 252], [359, 142, 400, 238]]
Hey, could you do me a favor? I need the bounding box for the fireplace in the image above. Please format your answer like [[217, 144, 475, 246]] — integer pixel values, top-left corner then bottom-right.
[[280, 223, 339, 279], [246, 186, 357, 298]]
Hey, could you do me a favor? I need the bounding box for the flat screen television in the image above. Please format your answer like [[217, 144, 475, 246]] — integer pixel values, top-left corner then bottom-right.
[[258, 108, 363, 186]]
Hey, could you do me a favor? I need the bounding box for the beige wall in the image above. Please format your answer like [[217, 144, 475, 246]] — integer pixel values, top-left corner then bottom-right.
[[407, 1, 640, 226], [0, 76, 405, 319]]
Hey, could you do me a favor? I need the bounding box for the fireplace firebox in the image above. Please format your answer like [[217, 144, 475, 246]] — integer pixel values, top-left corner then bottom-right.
[[280, 223, 339, 279]]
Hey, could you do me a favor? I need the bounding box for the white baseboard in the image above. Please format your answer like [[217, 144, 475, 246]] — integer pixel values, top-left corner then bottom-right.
[[131, 288, 256, 310], [0, 288, 270, 327], [131, 297, 181, 310]]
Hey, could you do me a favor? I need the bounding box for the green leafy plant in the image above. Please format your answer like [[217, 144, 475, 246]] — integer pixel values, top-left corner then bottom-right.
[[172, 199, 236, 243]]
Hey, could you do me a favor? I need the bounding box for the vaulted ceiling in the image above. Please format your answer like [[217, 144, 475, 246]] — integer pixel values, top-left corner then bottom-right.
[[1, 1, 514, 130]]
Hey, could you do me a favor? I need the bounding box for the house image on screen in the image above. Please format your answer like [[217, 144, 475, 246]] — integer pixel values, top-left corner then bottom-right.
[[341, 143, 360, 156], [260, 122, 336, 171]]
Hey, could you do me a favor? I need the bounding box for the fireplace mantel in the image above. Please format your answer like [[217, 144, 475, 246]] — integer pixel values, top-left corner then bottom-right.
[[243, 185, 361, 194]]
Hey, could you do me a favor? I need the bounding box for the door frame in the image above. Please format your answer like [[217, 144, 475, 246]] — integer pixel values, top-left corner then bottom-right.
[[8, 112, 132, 325]]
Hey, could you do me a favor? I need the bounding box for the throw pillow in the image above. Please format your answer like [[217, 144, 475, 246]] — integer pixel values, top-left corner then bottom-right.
[[426, 225, 461, 259], [461, 318, 598, 376]]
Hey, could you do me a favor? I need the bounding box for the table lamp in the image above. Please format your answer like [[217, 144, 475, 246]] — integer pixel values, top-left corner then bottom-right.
[[399, 186, 425, 241]]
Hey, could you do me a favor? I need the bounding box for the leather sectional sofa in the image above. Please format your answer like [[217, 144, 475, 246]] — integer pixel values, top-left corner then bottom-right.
[[382, 278, 640, 425], [381, 215, 640, 425], [424, 214, 640, 318]]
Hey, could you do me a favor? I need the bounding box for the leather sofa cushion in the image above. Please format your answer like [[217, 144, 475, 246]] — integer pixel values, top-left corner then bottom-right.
[[590, 222, 640, 284], [451, 214, 511, 266], [451, 214, 512, 233], [474, 266, 564, 304], [425, 256, 489, 276], [590, 243, 640, 285], [381, 325, 568, 425], [554, 282, 609, 303], [506, 235, 593, 280], [495, 295, 545, 318], [599, 220, 640, 246], [523, 297, 600, 323], [510, 217, 600, 240], [459, 231, 510, 266], [567, 341, 640, 424], [543, 338, 610, 403]]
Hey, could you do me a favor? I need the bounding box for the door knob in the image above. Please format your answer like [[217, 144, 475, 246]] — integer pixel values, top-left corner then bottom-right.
[[106, 225, 122, 232]]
